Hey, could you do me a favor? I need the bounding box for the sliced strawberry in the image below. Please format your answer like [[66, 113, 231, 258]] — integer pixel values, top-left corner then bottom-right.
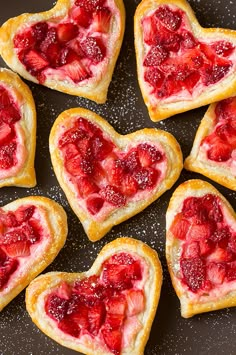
[[22, 50, 49, 72], [207, 139, 232, 162], [57, 23, 78, 42], [207, 262, 226, 284], [80, 37, 106, 63], [125, 289, 145, 316], [137, 143, 163, 167], [108, 159, 126, 186], [143, 45, 168, 67], [100, 185, 126, 207], [105, 313, 124, 330], [15, 205, 35, 224], [70, 303, 89, 330], [71, 6, 92, 28], [208, 247, 233, 263], [86, 196, 104, 215], [60, 47, 81, 66], [65, 154, 87, 176], [88, 301, 106, 335], [105, 295, 126, 315], [121, 174, 138, 196], [170, 213, 190, 240], [180, 257, 206, 292], [58, 317, 80, 337], [187, 222, 215, 241], [198, 238, 214, 256], [92, 8, 112, 33], [155, 6, 182, 32], [77, 177, 99, 198], [216, 123, 236, 148], [182, 241, 200, 259], [102, 263, 133, 290], [102, 328, 122, 355], [63, 143, 80, 160], [0, 122, 12, 145], [3, 240, 31, 257], [59, 126, 88, 148], [62, 60, 91, 83]]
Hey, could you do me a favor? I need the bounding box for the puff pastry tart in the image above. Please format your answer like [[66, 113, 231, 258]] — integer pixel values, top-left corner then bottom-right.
[[49, 107, 183, 242], [0, 0, 125, 103], [166, 179, 236, 318], [185, 97, 236, 190], [134, 0, 236, 122], [0, 196, 67, 312], [26, 237, 162, 355], [0, 68, 36, 187]]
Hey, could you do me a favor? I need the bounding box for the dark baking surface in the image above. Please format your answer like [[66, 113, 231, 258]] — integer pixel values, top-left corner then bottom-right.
[[0, 0, 236, 354]]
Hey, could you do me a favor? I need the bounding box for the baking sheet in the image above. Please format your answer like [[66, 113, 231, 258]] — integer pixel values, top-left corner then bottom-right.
[[0, 0, 236, 354]]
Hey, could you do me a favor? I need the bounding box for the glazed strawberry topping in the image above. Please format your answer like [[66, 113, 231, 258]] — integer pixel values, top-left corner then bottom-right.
[[142, 5, 235, 100], [13, 0, 113, 84], [0, 205, 43, 290], [170, 194, 236, 293], [58, 117, 166, 218], [200, 97, 236, 162], [45, 252, 145, 355], [0, 86, 21, 171]]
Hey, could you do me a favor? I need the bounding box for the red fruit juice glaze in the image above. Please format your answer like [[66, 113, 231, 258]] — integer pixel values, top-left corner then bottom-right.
[[13, 0, 121, 84], [57, 117, 167, 221], [0, 205, 49, 292], [199, 97, 236, 170], [141, 5, 236, 102], [45, 252, 148, 355], [170, 193, 236, 295]]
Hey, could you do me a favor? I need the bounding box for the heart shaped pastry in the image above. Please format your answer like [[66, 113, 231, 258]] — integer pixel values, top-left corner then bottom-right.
[[0, 0, 125, 103], [49, 107, 183, 241], [26, 237, 162, 355], [134, 0, 236, 121], [0, 68, 36, 187], [0, 196, 67, 311], [185, 96, 236, 190], [166, 179, 236, 318]]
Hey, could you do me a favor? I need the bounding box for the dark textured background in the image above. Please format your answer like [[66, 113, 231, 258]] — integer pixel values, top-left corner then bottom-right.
[[0, 0, 236, 354]]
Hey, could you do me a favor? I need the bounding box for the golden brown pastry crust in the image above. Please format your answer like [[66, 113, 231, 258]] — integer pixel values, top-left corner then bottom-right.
[[184, 101, 236, 190], [0, 0, 125, 104], [0, 196, 68, 312], [49, 107, 183, 242], [134, 0, 236, 122], [0, 68, 36, 187], [26, 237, 163, 355], [166, 179, 236, 318]]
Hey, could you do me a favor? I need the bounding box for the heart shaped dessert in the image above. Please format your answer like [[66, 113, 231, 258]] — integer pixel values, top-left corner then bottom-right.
[[0, 196, 67, 311], [185, 96, 236, 190], [0, 0, 125, 103], [26, 237, 162, 355], [0, 68, 36, 187], [166, 179, 236, 318], [134, 0, 236, 121], [49, 107, 183, 241]]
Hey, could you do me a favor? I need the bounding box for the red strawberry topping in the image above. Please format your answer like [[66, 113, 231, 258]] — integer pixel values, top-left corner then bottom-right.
[[45, 252, 145, 354]]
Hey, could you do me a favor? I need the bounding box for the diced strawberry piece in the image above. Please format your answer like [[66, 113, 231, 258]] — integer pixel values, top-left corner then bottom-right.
[[207, 262, 226, 284], [125, 289, 145, 316], [22, 50, 49, 73], [144, 67, 164, 88], [75, 0, 105, 11], [44, 42, 62, 68], [137, 143, 163, 167], [91, 135, 114, 160], [57, 281, 72, 300], [77, 177, 99, 198], [187, 222, 215, 241], [0, 255, 18, 290], [0, 248, 7, 264], [109, 252, 135, 266], [65, 154, 89, 176], [60, 47, 81, 66], [157, 75, 183, 98], [100, 185, 126, 207], [183, 71, 200, 93], [182, 241, 200, 258], [215, 98, 235, 120], [181, 30, 197, 49], [102, 263, 133, 290], [180, 257, 206, 292], [226, 261, 236, 281], [57, 23, 78, 42], [209, 247, 234, 263], [198, 238, 214, 256], [59, 126, 88, 148], [73, 275, 100, 300], [3, 240, 31, 257], [0, 106, 21, 124], [28, 218, 42, 243], [142, 16, 159, 46], [159, 30, 181, 52], [133, 167, 159, 190], [58, 317, 80, 337], [155, 6, 182, 32], [86, 196, 104, 215], [80, 37, 106, 63], [210, 227, 231, 248], [62, 60, 91, 83], [105, 313, 124, 330], [0, 210, 18, 228], [39, 27, 58, 52], [228, 234, 236, 254], [71, 6, 92, 28], [108, 159, 126, 186], [203, 62, 231, 86], [62, 144, 80, 160], [124, 150, 141, 173], [201, 194, 223, 222], [92, 7, 112, 33], [170, 213, 190, 240], [143, 45, 168, 67], [76, 117, 100, 137], [102, 328, 122, 355], [0, 142, 16, 169], [45, 294, 69, 321], [121, 174, 138, 196], [32, 22, 49, 42], [70, 303, 89, 329], [105, 295, 126, 315], [212, 41, 235, 57], [88, 301, 106, 335], [0, 122, 12, 145], [0, 87, 11, 108], [207, 139, 231, 162], [15, 206, 35, 224], [13, 30, 36, 50], [216, 123, 236, 148]]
